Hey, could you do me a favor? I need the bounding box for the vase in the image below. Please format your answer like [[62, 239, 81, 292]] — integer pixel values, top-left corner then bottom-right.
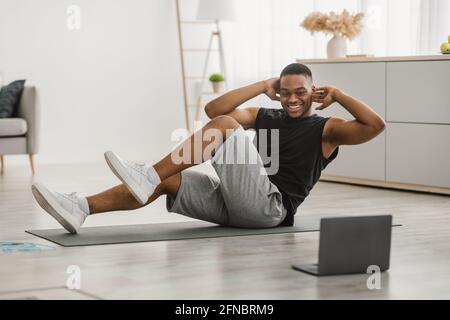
[[327, 35, 347, 58], [211, 81, 224, 94]]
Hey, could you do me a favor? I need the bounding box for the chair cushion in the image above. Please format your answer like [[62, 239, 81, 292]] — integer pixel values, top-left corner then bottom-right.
[[0, 118, 28, 136], [0, 80, 26, 118]]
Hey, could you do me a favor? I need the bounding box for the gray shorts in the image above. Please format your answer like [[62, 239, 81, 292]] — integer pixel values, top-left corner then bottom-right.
[[166, 126, 287, 228]]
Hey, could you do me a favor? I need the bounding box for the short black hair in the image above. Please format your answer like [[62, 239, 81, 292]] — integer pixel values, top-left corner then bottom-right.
[[280, 63, 313, 83]]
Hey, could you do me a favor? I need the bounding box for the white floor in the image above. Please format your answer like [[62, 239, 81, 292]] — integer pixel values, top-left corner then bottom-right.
[[1, 163, 450, 299]]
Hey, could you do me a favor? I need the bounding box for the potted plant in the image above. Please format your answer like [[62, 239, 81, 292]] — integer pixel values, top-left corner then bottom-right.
[[209, 73, 225, 93], [301, 10, 364, 58]]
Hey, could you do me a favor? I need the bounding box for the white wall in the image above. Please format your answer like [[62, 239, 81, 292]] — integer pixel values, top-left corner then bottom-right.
[[0, 0, 186, 165]]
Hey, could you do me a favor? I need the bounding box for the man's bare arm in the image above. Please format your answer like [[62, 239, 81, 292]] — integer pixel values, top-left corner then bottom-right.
[[204, 78, 280, 120], [204, 81, 264, 119], [222, 107, 260, 130], [313, 86, 386, 146]]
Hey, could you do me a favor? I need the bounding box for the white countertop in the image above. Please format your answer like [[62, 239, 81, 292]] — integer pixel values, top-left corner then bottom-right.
[[296, 54, 450, 64]]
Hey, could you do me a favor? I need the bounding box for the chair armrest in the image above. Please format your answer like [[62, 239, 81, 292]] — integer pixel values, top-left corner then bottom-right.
[[16, 86, 39, 154]]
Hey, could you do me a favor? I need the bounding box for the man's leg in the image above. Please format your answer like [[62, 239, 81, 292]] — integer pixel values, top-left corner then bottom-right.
[[88, 112, 240, 214], [105, 115, 241, 205], [87, 173, 181, 214], [210, 127, 287, 228], [32, 116, 240, 233], [153, 115, 240, 180]]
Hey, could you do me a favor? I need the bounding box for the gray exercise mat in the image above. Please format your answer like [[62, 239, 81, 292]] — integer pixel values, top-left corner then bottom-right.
[[26, 219, 401, 247]]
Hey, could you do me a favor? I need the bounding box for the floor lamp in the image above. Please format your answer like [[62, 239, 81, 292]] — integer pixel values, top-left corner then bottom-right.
[[194, 0, 236, 123]]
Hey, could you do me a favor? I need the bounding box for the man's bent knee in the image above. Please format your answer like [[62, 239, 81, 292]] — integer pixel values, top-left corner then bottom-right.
[[158, 173, 181, 200], [209, 115, 240, 132]]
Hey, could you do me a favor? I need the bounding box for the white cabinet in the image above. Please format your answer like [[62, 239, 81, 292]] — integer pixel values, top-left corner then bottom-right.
[[299, 55, 450, 192], [308, 62, 386, 181], [308, 63, 386, 120], [323, 135, 385, 181], [386, 123, 450, 188], [387, 61, 450, 124]]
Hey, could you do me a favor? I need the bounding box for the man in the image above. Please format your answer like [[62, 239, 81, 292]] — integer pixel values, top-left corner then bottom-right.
[[32, 63, 385, 233]]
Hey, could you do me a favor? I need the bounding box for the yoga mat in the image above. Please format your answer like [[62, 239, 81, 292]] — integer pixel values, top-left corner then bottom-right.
[[26, 218, 402, 247], [0, 242, 55, 254]]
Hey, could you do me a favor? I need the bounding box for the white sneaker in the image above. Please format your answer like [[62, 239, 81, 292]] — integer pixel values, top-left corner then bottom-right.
[[104, 151, 157, 205], [31, 183, 88, 234]]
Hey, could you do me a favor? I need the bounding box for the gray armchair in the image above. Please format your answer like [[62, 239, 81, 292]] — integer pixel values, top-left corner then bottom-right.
[[0, 86, 39, 174]]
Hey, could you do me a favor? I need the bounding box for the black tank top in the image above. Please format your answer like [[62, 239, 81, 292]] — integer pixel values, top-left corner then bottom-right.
[[254, 108, 339, 226]]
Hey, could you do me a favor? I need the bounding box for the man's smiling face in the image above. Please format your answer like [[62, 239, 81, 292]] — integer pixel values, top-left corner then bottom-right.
[[279, 74, 315, 119]]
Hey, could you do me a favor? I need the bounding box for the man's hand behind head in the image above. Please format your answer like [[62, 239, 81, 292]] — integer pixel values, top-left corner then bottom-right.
[[264, 78, 281, 101]]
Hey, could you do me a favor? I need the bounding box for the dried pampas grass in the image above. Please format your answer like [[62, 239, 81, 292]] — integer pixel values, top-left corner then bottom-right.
[[301, 9, 364, 40]]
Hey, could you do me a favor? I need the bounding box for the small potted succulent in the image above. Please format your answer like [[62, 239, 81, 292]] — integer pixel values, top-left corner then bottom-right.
[[209, 73, 225, 93]]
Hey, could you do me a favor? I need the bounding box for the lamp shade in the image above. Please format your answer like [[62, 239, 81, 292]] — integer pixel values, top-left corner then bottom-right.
[[196, 0, 237, 21]]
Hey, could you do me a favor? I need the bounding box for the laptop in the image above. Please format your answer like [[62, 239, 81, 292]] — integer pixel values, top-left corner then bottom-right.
[[292, 215, 392, 276]]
